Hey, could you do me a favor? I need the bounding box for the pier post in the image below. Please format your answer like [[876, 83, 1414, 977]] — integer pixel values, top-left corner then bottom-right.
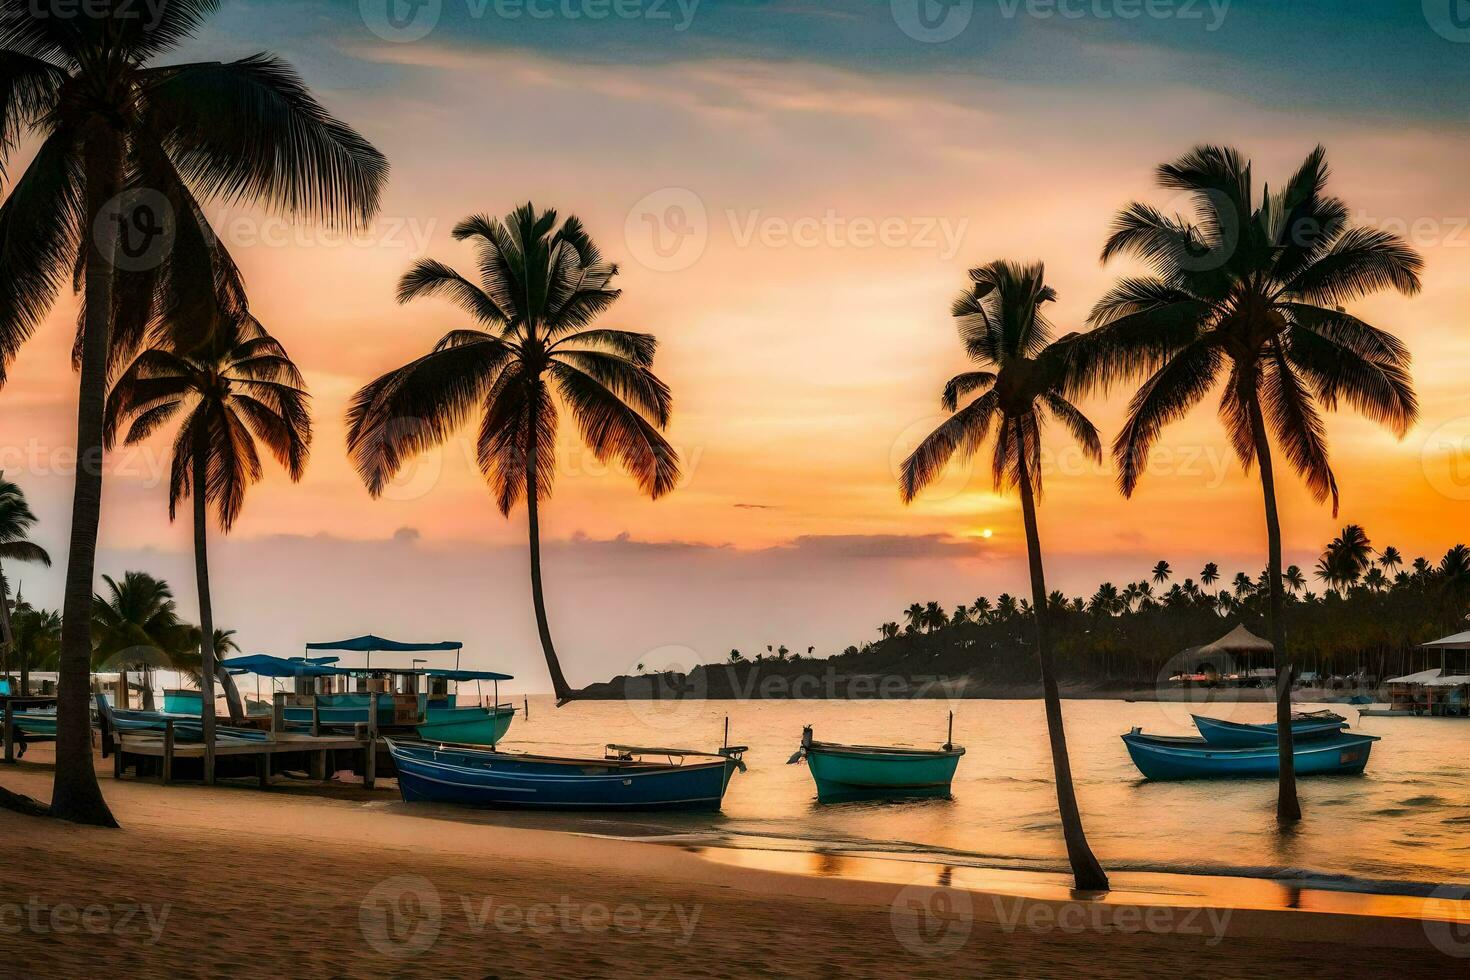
[[272, 692, 285, 734], [162, 720, 175, 784], [310, 749, 327, 781], [2, 700, 13, 764], [258, 750, 270, 789], [364, 693, 379, 789], [311, 698, 321, 737]]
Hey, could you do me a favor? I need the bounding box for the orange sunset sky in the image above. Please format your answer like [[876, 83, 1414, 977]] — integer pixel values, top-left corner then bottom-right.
[[3, 2, 1468, 688]]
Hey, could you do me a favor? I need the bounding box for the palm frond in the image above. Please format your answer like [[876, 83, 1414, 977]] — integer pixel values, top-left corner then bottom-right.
[[899, 390, 998, 502], [397, 259, 509, 326], [1263, 347, 1339, 512], [550, 329, 656, 366], [0, 539, 48, 565], [143, 54, 387, 226], [940, 371, 996, 412], [0, 123, 81, 382], [550, 362, 681, 499], [1282, 226, 1422, 304], [346, 338, 511, 496], [1113, 339, 1223, 497]]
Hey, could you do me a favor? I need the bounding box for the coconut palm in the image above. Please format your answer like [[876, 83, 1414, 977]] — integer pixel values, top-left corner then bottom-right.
[[0, 475, 50, 694], [1088, 145, 1419, 823], [0, 0, 385, 824], [91, 572, 189, 712], [1378, 546, 1403, 573], [346, 205, 679, 704], [1150, 560, 1172, 585], [11, 598, 59, 676], [105, 315, 309, 777], [1283, 565, 1306, 593], [1200, 562, 1220, 588], [900, 259, 1108, 891]]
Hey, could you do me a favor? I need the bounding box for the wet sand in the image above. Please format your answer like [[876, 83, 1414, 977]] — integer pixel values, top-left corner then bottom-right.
[[0, 749, 1462, 978]]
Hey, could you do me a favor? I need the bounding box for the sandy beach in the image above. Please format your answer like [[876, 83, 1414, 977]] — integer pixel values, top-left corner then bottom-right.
[[0, 748, 1462, 979]]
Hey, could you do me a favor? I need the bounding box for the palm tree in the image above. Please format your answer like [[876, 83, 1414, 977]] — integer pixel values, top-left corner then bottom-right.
[[11, 598, 59, 677], [347, 205, 679, 704], [91, 572, 189, 712], [1326, 525, 1374, 586], [0, 0, 386, 824], [0, 475, 50, 695], [1150, 560, 1172, 585], [1089, 145, 1420, 823], [900, 259, 1108, 891], [105, 315, 309, 778], [1378, 546, 1403, 574], [1283, 565, 1306, 593], [1200, 562, 1220, 588]]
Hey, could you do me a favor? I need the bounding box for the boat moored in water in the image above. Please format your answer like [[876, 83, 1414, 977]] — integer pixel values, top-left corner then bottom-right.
[[788, 716, 965, 803], [385, 738, 747, 811], [1122, 728, 1380, 781], [1191, 710, 1347, 747]]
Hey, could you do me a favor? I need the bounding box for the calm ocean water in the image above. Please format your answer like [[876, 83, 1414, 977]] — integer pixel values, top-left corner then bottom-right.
[[473, 695, 1470, 893]]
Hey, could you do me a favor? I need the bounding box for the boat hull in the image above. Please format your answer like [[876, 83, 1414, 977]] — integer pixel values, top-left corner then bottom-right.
[[387, 740, 740, 811], [414, 705, 515, 746], [162, 689, 204, 715], [1191, 714, 1347, 747], [805, 746, 963, 802], [1122, 731, 1379, 781], [12, 710, 57, 738]]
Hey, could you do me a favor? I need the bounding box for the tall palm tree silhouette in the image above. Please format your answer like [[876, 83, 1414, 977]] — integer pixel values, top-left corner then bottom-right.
[[106, 316, 310, 778], [0, 475, 50, 695], [1088, 145, 1418, 822], [347, 205, 680, 704], [0, 0, 385, 824], [900, 260, 1108, 891]]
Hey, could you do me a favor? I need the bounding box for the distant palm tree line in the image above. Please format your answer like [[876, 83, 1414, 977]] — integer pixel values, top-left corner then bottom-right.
[[858, 530, 1470, 678]]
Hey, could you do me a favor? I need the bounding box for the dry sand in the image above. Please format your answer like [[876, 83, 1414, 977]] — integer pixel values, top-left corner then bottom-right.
[[0, 748, 1462, 979]]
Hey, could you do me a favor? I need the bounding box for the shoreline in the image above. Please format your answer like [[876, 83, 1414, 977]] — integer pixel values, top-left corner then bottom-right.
[[0, 750, 1464, 975]]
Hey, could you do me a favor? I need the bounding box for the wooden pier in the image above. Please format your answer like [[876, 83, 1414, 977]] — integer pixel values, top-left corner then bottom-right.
[[113, 729, 379, 787], [106, 692, 391, 789]]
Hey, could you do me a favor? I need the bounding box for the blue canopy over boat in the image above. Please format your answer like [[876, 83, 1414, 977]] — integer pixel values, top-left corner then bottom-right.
[[305, 635, 462, 653], [426, 668, 514, 682], [221, 654, 342, 678]]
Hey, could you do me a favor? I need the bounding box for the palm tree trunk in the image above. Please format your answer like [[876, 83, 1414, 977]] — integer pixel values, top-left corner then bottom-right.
[[49, 126, 122, 827], [1016, 447, 1108, 891], [0, 562, 15, 688], [1246, 387, 1300, 823], [525, 421, 573, 705], [216, 661, 245, 724], [192, 446, 217, 784]]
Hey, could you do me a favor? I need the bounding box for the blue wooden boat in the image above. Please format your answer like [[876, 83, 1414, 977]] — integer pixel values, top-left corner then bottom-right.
[[1122, 728, 1379, 781], [385, 738, 747, 811], [789, 718, 965, 803], [415, 704, 516, 745], [111, 708, 270, 743], [1191, 711, 1346, 747]]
